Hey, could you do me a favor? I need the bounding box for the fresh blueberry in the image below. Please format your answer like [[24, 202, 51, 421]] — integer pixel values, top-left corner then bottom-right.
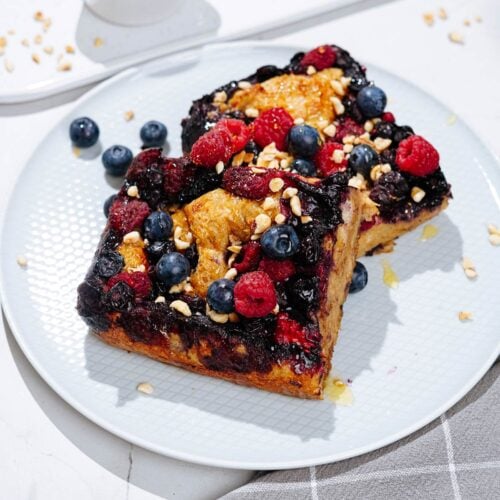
[[348, 144, 379, 178], [102, 145, 133, 176], [103, 194, 117, 217], [261, 224, 300, 259], [95, 251, 124, 278], [291, 158, 316, 176], [207, 278, 235, 313], [140, 120, 168, 147], [143, 211, 173, 242], [145, 240, 175, 263], [155, 252, 190, 286], [349, 261, 368, 293], [287, 125, 321, 158], [69, 117, 100, 148], [356, 85, 387, 118]]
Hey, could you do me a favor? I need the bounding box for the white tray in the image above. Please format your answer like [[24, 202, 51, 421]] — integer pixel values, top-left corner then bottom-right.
[[1, 42, 499, 469]]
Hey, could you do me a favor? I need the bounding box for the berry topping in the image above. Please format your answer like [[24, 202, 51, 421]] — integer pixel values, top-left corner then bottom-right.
[[95, 251, 124, 278], [373, 121, 395, 140], [207, 278, 235, 313], [314, 143, 347, 177], [140, 120, 168, 147], [106, 281, 134, 311], [348, 144, 379, 178], [190, 129, 232, 167], [333, 117, 364, 142], [382, 111, 395, 123], [275, 312, 313, 348], [393, 125, 414, 144], [214, 119, 251, 153], [252, 107, 294, 151], [155, 252, 190, 286], [222, 166, 271, 199], [300, 45, 336, 70], [233, 241, 262, 273], [356, 85, 387, 118], [146, 240, 174, 263], [143, 211, 173, 242], [107, 271, 152, 299], [233, 271, 277, 318], [109, 198, 151, 235], [291, 158, 316, 177], [287, 125, 321, 158], [103, 194, 117, 217], [102, 145, 133, 176], [261, 225, 300, 259], [288, 276, 319, 310], [370, 171, 409, 205], [163, 157, 196, 196], [396, 135, 440, 177], [69, 117, 99, 148], [258, 256, 296, 282], [349, 261, 368, 293]]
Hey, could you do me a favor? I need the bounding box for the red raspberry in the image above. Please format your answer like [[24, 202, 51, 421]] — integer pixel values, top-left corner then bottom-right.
[[275, 312, 313, 348], [109, 198, 151, 235], [127, 148, 163, 180], [301, 45, 336, 70], [396, 135, 440, 177], [190, 129, 233, 167], [234, 271, 277, 318], [314, 142, 347, 177], [233, 242, 261, 273], [333, 117, 364, 142], [107, 272, 152, 299], [163, 157, 196, 195], [222, 167, 272, 199], [382, 112, 395, 123], [258, 256, 296, 282], [214, 119, 251, 153], [252, 107, 294, 151]]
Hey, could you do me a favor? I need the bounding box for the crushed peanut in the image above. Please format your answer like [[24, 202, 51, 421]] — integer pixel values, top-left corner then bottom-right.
[[343, 135, 355, 145], [343, 143, 354, 153], [16, 255, 28, 268], [215, 161, 225, 174], [458, 311, 473, 321], [65, 44, 75, 54], [272, 304, 280, 315], [124, 110, 135, 121], [170, 300, 192, 317], [227, 245, 242, 254], [348, 174, 367, 190], [411, 186, 426, 203], [34, 11, 45, 21], [463, 19, 471, 27], [330, 79, 344, 96], [136, 382, 154, 394], [31, 53, 41, 64], [301, 215, 312, 224], [293, 117, 305, 125], [306, 65, 316, 75], [290, 195, 302, 216], [213, 90, 227, 103], [331, 96, 345, 115], [207, 306, 229, 324], [224, 268, 238, 280], [154, 296, 166, 303], [262, 197, 277, 211], [423, 12, 434, 26], [127, 185, 139, 198], [238, 80, 251, 90], [323, 124, 337, 138], [364, 120, 374, 133], [282, 187, 298, 199], [449, 32, 464, 44], [123, 231, 141, 244], [332, 149, 345, 164], [438, 7, 448, 20], [174, 226, 192, 250], [43, 45, 53, 55], [245, 107, 259, 118], [374, 137, 392, 152], [274, 213, 286, 224], [461, 257, 477, 279], [269, 178, 284, 192], [57, 60, 72, 72], [254, 213, 272, 234], [93, 37, 104, 47], [34, 34, 43, 45], [488, 234, 500, 246]]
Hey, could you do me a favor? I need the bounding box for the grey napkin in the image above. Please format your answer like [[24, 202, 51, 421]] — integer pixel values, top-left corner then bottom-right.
[[222, 362, 499, 500]]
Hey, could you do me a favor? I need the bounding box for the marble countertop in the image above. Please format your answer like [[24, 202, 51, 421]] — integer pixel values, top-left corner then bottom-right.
[[1, 0, 498, 498]]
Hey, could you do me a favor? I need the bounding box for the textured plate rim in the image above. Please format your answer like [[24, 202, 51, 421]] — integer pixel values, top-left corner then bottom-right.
[[1, 41, 499, 470]]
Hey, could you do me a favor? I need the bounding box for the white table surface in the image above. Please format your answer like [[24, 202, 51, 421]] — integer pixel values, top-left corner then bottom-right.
[[1, 0, 498, 498]]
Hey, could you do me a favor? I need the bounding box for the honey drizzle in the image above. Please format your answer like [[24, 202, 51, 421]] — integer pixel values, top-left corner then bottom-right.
[[324, 377, 354, 406], [382, 259, 399, 289], [420, 224, 439, 241]]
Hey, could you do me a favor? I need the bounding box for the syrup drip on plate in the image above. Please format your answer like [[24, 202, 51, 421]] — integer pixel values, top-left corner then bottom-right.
[[420, 224, 439, 241], [324, 377, 353, 406], [382, 259, 399, 289]]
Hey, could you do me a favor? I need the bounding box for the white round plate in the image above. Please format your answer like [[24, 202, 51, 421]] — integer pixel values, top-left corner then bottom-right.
[[1, 43, 499, 470]]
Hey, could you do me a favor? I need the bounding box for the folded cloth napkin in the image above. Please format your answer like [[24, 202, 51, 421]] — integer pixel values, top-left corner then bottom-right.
[[222, 362, 499, 500]]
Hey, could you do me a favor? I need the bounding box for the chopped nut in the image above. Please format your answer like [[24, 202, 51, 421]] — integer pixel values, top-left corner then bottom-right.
[[411, 186, 426, 203], [174, 226, 192, 250], [21, 38, 29, 47], [275, 213, 286, 224], [65, 44, 75, 54], [34, 34, 43, 45], [254, 213, 272, 234], [331, 96, 345, 115], [458, 311, 473, 321], [340, 76, 351, 88], [123, 231, 141, 244], [262, 197, 277, 211], [43, 45, 54, 55], [269, 177, 284, 192], [207, 306, 229, 324], [251, 166, 267, 174], [170, 300, 192, 317], [93, 37, 104, 47], [282, 187, 298, 199], [489, 234, 500, 246], [224, 268, 238, 280], [42, 18, 52, 32], [124, 110, 135, 121], [169, 280, 188, 294], [244, 107, 259, 118], [16, 255, 28, 268], [423, 12, 434, 26], [4, 58, 14, 73], [343, 135, 355, 145], [438, 7, 448, 20], [332, 149, 345, 164], [215, 161, 225, 174], [475, 16, 482, 23], [268, 159, 280, 170], [57, 60, 72, 72], [370, 164, 385, 182], [306, 65, 316, 75], [449, 32, 464, 44], [227, 245, 242, 254], [323, 124, 337, 138], [343, 143, 354, 153], [463, 19, 471, 27], [232, 150, 246, 167], [364, 120, 374, 133], [462, 257, 477, 279], [31, 53, 41, 64], [154, 296, 166, 303], [301, 215, 312, 224], [290, 195, 302, 216], [293, 117, 305, 125], [34, 11, 45, 21], [272, 304, 280, 315], [238, 80, 251, 89], [72, 147, 81, 157], [213, 90, 227, 103], [136, 382, 154, 394], [250, 234, 261, 241], [348, 174, 367, 190], [374, 137, 392, 152], [330, 79, 344, 96], [227, 253, 237, 267], [127, 185, 139, 198], [487, 224, 500, 236]]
